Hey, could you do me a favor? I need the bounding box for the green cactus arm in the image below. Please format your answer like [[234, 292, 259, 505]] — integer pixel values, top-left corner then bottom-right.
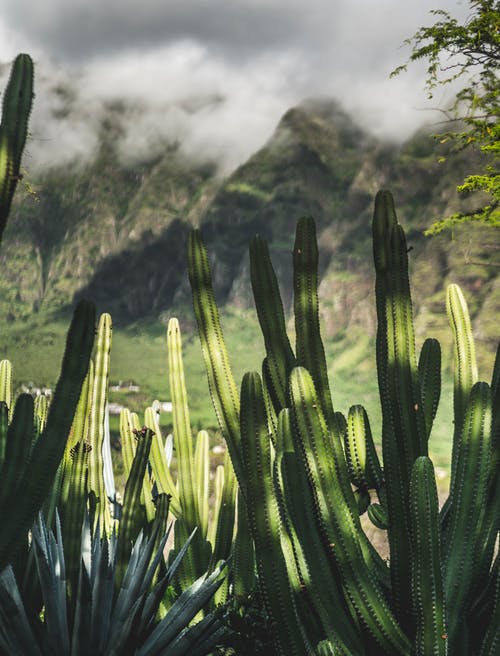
[[187, 229, 244, 491], [88, 313, 113, 535], [143, 406, 181, 516], [476, 342, 500, 589], [119, 408, 136, 479], [115, 427, 153, 592], [466, 343, 500, 610], [61, 445, 90, 611], [273, 410, 313, 614], [443, 381, 492, 650], [44, 362, 89, 533], [249, 235, 296, 413], [1, 54, 33, 169], [33, 394, 48, 439], [489, 343, 500, 501], [367, 503, 388, 530], [58, 365, 93, 610], [194, 430, 209, 538], [277, 409, 365, 654], [293, 217, 335, 430], [0, 54, 34, 243], [345, 405, 384, 494], [417, 338, 441, 439], [409, 457, 447, 656], [445, 283, 479, 514], [0, 360, 13, 416], [0, 402, 7, 470], [290, 366, 410, 654], [232, 487, 256, 602], [121, 408, 157, 523], [372, 190, 428, 631], [0, 394, 35, 511], [0, 131, 13, 240], [167, 318, 200, 529], [210, 448, 237, 569], [447, 284, 478, 437], [0, 299, 95, 570], [240, 371, 312, 655], [208, 464, 224, 548]]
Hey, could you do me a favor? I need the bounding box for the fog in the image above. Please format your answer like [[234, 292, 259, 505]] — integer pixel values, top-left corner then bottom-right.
[[0, 0, 469, 173]]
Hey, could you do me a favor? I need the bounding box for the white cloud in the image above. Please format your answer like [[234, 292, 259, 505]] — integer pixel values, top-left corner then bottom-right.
[[0, 1, 470, 173]]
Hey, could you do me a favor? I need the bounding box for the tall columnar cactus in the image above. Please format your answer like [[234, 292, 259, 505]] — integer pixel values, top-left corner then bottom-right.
[[0, 299, 95, 570], [188, 190, 499, 654], [164, 317, 237, 594], [88, 313, 114, 534], [0, 53, 34, 243], [112, 317, 237, 603]]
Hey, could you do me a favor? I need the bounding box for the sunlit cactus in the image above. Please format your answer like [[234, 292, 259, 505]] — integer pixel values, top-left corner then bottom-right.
[[188, 189, 499, 654]]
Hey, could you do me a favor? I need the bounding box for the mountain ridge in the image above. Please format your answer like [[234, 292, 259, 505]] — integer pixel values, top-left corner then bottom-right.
[[2, 97, 498, 370]]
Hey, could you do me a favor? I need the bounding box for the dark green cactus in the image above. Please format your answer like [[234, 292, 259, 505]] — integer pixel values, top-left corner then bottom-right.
[[188, 190, 499, 654], [409, 456, 447, 655], [240, 371, 311, 655], [0, 299, 95, 570], [0, 54, 34, 243]]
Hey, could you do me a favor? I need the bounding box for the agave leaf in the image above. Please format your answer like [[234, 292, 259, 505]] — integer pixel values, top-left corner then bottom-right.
[[31, 513, 70, 654], [137, 562, 227, 655]]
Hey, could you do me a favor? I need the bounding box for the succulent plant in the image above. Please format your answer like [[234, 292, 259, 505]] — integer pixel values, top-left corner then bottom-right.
[[0, 510, 229, 655], [188, 190, 499, 655], [0, 53, 34, 243]]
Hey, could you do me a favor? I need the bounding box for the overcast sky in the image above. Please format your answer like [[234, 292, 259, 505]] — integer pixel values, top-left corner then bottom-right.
[[0, 0, 469, 173]]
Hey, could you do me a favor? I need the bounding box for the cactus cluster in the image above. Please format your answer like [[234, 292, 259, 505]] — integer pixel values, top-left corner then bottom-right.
[[0, 310, 233, 653], [0, 50, 498, 655], [188, 190, 499, 655]]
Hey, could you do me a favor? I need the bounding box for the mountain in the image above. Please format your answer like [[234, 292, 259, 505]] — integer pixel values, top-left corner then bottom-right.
[[2, 98, 499, 371]]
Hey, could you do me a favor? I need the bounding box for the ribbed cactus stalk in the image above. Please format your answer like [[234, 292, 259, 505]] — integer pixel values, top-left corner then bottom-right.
[[0, 54, 34, 243], [165, 316, 233, 591], [240, 371, 311, 655], [188, 231, 244, 490], [88, 313, 113, 535], [409, 456, 447, 656], [372, 190, 429, 633], [188, 190, 499, 654], [167, 318, 202, 531], [0, 299, 95, 570]]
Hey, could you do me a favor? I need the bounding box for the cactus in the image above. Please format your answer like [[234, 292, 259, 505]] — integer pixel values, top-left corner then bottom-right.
[[0, 299, 95, 570], [88, 313, 114, 534], [0, 54, 34, 243], [188, 190, 499, 654]]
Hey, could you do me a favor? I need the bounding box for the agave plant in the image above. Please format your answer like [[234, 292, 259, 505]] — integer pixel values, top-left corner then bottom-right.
[[0, 511, 230, 656]]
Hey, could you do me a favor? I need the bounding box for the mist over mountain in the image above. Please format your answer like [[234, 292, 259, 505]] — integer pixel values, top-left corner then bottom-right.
[[2, 97, 499, 367]]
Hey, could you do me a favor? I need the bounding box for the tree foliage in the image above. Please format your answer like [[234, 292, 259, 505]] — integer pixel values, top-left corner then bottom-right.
[[392, 0, 500, 234]]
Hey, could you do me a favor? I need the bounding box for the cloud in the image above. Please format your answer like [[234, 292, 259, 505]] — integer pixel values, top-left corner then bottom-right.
[[0, 1, 469, 173]]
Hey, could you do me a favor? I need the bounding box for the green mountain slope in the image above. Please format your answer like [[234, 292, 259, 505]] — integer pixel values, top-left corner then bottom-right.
[[1, 98, 498, 436]]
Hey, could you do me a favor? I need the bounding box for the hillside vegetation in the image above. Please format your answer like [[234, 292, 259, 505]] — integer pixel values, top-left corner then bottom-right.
[[1, 98, 498, 443]]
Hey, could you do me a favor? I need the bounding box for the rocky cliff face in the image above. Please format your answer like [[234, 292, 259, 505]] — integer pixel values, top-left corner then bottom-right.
[[2, 98, 498, 365]]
